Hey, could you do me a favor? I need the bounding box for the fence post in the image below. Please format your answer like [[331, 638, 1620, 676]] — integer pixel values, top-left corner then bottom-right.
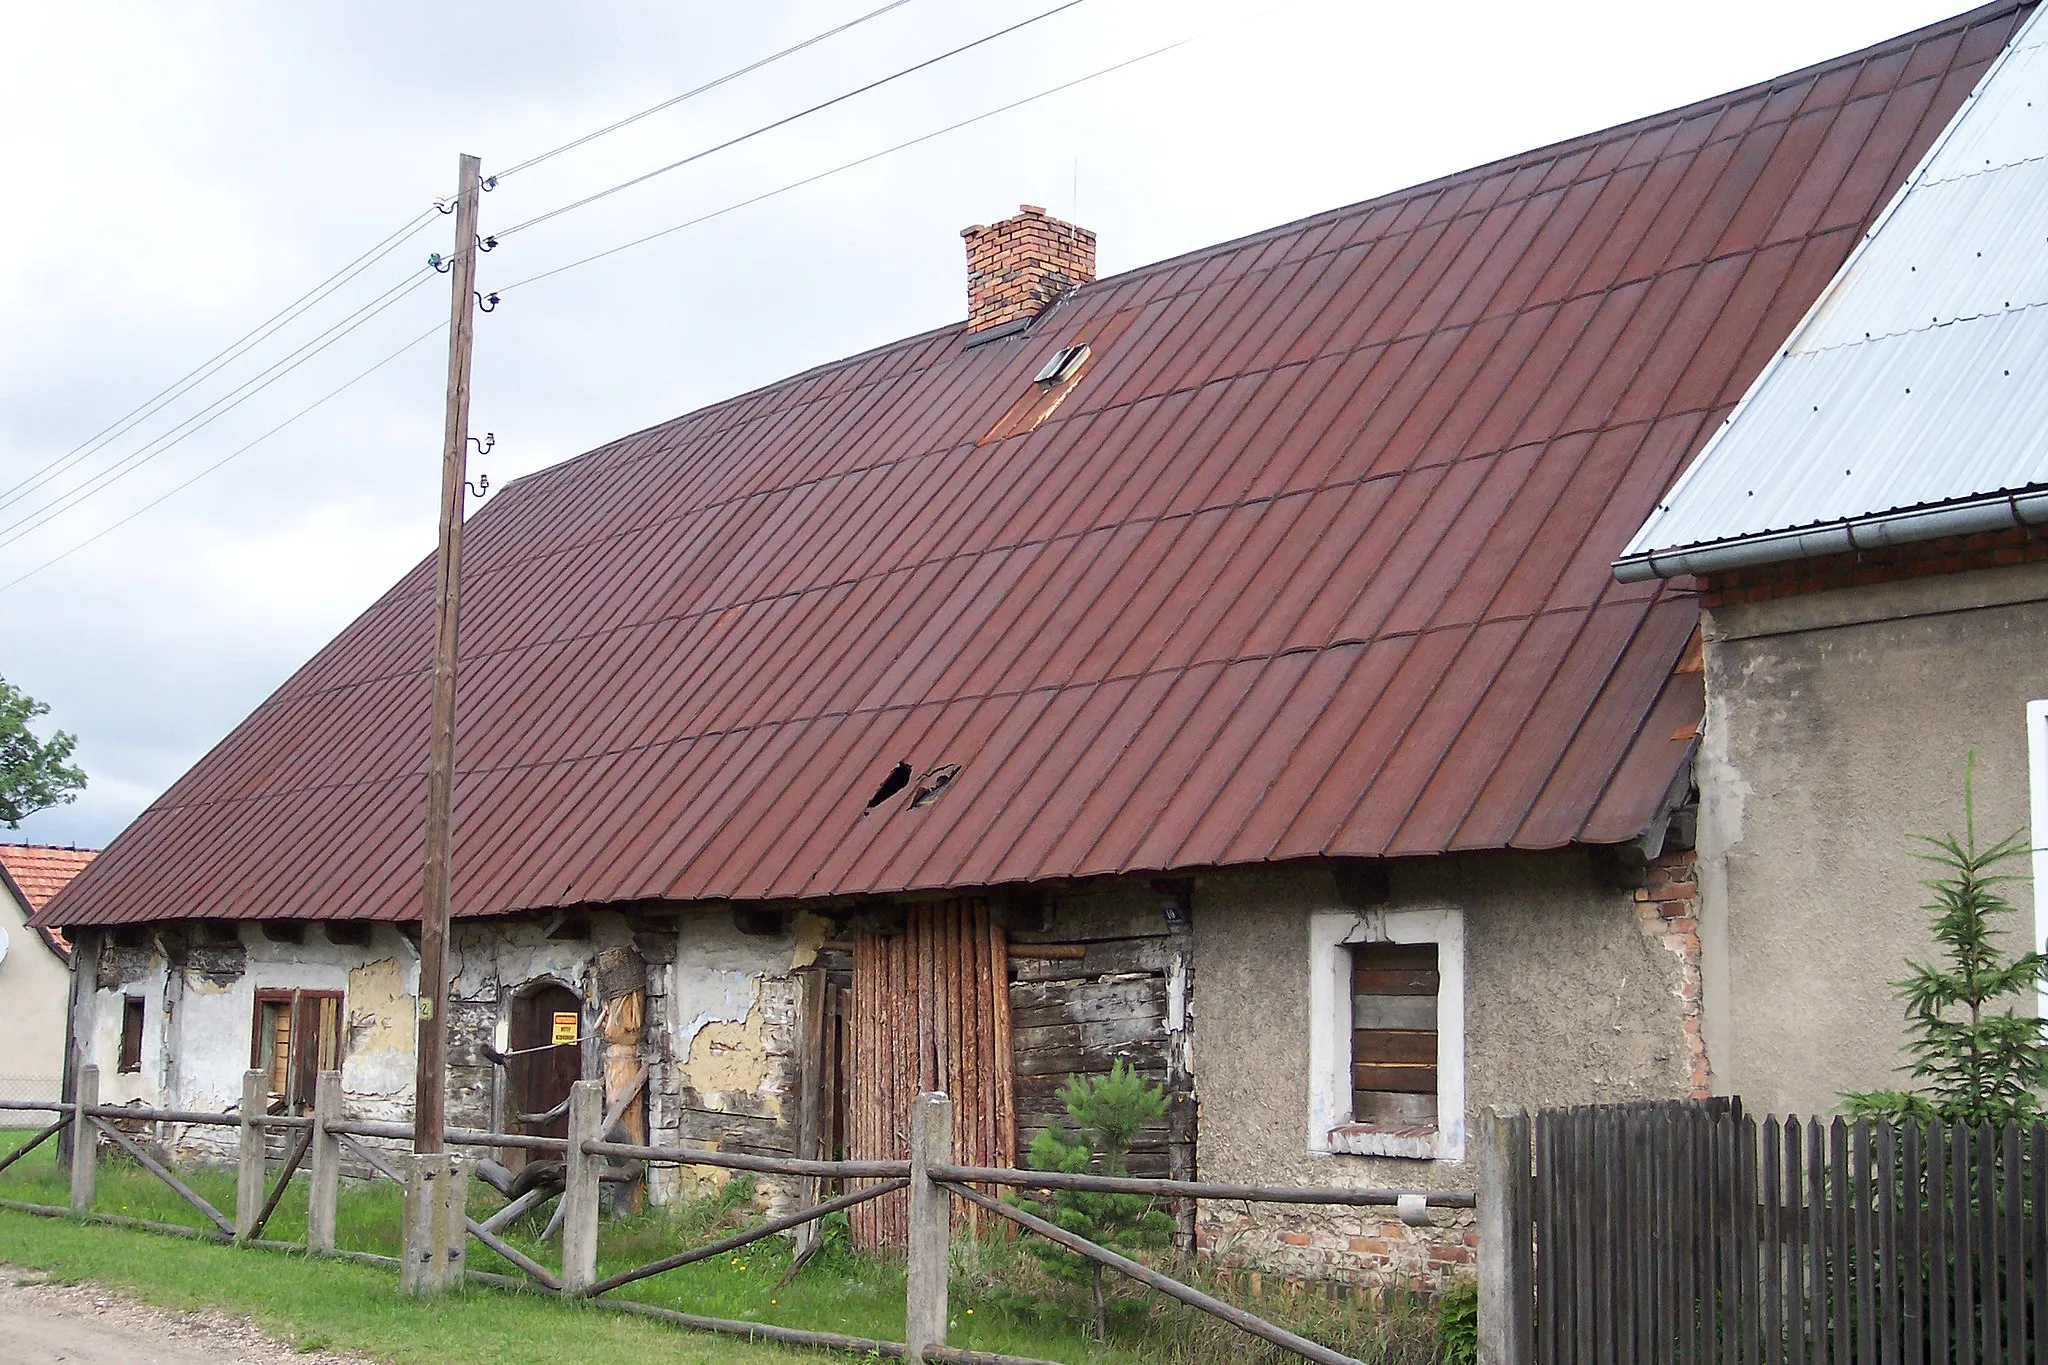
[[906, 1090, 953, 1363], [399, 1151, 470, 1294], [69, 1064, 97, 1215], [236, 1069, 267, 1241], [560, 1078, 604, 1296], [1477, 1106, 1533, 1365], [307, 1070, 341, 1254]]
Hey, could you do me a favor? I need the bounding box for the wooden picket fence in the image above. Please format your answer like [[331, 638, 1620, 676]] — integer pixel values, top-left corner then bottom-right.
[[1514, 1099, 2048, 1364]]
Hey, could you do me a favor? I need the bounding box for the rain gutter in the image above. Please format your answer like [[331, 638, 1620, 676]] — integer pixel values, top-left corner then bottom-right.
[[1612, 487, 2048, 582]]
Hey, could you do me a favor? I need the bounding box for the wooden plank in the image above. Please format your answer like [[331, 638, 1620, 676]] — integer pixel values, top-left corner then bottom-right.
[[1016, 1039, 1161, 1077], [1350, 967, 1439, 995], [1874, 1123, 1898, 1365], [1975, 1121, 1997, 1363], [1677, 1108, 1697, 1365], [1741, 1115, 1761, 1365], [1808, 1119, 1829, 1365], [1853, 1121, 1874, 1365], [1351, 1091, 1437, 1126], [1011, 1013, 1165, 1054], [1534, 1113, 1554, 1365], [1784, 1117, 1804, 1365], [2001, 1121, 2022, 1365], [1351, 942, 1437, 972], [2030, 1123, 2046, 1365], [1763, 1118, 1783, 1365], [1899, 1123, 1920, 1365], [1577, 1108, 1596, 1365], [1951, 1123, 1972, 1365], [1636, 1110, 1655, 1365], [1351, 994, 1438, 1031], [1010, 936, 1173, 982], [1350, 1029, 1437, 1065], [1009, 977, 1164, 1026], [1829, 1119, 1849, 1365], [1660, 1110, 1679, 1365], [1351, 1061, 1436, 1094], [1927, 1121, 1948, 1361]]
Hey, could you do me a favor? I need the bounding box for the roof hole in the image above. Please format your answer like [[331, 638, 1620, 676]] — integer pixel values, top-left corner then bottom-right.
[[866, 760, 913, 809], [907, 763, 962, 810]]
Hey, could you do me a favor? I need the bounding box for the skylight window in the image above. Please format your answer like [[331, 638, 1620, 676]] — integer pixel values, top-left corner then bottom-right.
[[1034, 344, 1090, 385]]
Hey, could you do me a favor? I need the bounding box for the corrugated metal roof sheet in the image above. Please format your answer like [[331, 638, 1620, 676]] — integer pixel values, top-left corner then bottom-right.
[[41, 0, 2030, 929], [1621, 2, 2048, 564]]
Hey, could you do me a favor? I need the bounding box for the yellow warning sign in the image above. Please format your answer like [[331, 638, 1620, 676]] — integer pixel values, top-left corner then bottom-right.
[[551, 1012, 579, 1046]]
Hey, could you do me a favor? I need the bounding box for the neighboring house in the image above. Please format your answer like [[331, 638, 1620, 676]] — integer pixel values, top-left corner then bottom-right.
[[1617, 1, 2048, 1119], [0, 844, 90, 1123], [37, 1, 2032, 1285]]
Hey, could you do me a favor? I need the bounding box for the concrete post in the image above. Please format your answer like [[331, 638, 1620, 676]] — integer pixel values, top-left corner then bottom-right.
[[1477, 1106, 1533, 1365], [307, 1070, 341, 1254], [69, 1065, 97, 1215], [399, 1152, 470, 1294], [560, 1078, 604, 1296], [906, 1091, 953, 1362], [235, 1069, 267, 1242]]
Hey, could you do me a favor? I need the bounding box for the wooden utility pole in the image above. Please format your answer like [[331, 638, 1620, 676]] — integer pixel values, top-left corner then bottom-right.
[[414, 152, 483, 1155]]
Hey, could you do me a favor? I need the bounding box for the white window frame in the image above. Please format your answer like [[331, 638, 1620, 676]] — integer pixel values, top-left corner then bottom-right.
[[1307, 906, 1465, 1163], [2029, 699, 2048, 1025]]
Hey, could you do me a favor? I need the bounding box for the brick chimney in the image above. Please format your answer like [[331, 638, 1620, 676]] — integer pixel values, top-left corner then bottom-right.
[[960, 205, 1096, 334]]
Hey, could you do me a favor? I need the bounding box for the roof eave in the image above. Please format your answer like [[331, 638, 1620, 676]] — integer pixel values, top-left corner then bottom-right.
[[1613, 485, 2048, 582]]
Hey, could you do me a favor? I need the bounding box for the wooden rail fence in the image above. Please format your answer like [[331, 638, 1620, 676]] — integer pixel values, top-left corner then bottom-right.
[[0, 1070, 1476, 1364]]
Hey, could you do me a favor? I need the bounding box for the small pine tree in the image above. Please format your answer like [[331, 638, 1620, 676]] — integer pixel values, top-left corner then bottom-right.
[[1844, 757, 2048, 1126], [1018, 1060, 1173, 1341]]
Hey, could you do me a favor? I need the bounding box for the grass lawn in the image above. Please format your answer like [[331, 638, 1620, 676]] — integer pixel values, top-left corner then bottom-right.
[[0, 1128, 1439, 1365]]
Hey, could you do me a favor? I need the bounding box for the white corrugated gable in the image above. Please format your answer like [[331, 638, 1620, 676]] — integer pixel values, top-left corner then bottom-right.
[[1621, 5, 2048, 567]]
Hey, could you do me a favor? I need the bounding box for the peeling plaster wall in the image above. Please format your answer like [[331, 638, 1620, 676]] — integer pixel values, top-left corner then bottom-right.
[[74, 909, 809, 1208], [657, 914, 807, 1207]]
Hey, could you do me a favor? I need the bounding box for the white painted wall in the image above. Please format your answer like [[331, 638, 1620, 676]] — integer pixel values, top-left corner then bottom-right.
[[0, 882, 71, 1123]]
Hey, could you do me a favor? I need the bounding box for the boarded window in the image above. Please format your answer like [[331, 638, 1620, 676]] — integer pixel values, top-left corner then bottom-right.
[[118, 996, 146, 1073], [1350, 942, 1438, 1129], [250, 989, 343, 1114]]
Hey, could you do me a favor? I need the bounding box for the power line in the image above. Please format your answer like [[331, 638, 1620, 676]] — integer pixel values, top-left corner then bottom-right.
[[497, 38, 1187, 297], [0, 206, 442, 515], [496, 0, 1092, 240], [0, 321, 449, 595], [0, 268, 440, 549], [495, 0, 923, 181]]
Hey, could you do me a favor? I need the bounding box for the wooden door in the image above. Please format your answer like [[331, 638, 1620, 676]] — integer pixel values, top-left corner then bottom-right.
[[510, 985, 582, 1146], [846, 899, 1015, 1249]]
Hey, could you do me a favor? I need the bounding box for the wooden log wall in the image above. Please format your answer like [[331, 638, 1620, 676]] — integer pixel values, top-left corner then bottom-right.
[[847, 900, 1014, 1249]]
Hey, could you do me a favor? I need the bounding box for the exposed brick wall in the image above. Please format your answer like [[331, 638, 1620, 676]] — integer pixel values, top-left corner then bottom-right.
[[961, 205, 1095, 334], [1634, 847, 1708, 1099], [1700, 525, 2048, 608], [1195, 1204, 1478, 1293]]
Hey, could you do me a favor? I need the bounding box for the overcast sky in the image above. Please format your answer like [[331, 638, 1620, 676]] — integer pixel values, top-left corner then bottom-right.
[[0, 0, 1978, 848]]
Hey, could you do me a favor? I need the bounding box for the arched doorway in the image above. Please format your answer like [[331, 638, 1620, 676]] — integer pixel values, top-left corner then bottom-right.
[[507, 982, 582, 1163]]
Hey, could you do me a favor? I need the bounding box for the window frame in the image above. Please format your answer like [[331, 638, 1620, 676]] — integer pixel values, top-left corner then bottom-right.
[[1308, 906, 1466, 1162], [118, 995, 146, 1074], [249, 987, 344, 1114]]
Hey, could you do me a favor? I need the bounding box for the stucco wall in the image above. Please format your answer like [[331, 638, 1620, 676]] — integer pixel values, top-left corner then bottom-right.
[[1192, 853, 1692, 1285], [1697, 563, 2048, 1117], [0, 884, 70, 1121]]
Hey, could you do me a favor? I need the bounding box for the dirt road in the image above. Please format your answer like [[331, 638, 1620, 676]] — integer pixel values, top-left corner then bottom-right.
[[0, 1267, 374, 1364]]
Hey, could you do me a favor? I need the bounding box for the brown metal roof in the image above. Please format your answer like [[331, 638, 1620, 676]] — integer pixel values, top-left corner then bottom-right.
[[42, 0, 2029, 929]]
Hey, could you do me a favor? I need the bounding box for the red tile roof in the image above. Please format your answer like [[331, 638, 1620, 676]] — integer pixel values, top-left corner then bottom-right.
[[3, 844, 95, 951], [40, 0, 2028, 929]]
